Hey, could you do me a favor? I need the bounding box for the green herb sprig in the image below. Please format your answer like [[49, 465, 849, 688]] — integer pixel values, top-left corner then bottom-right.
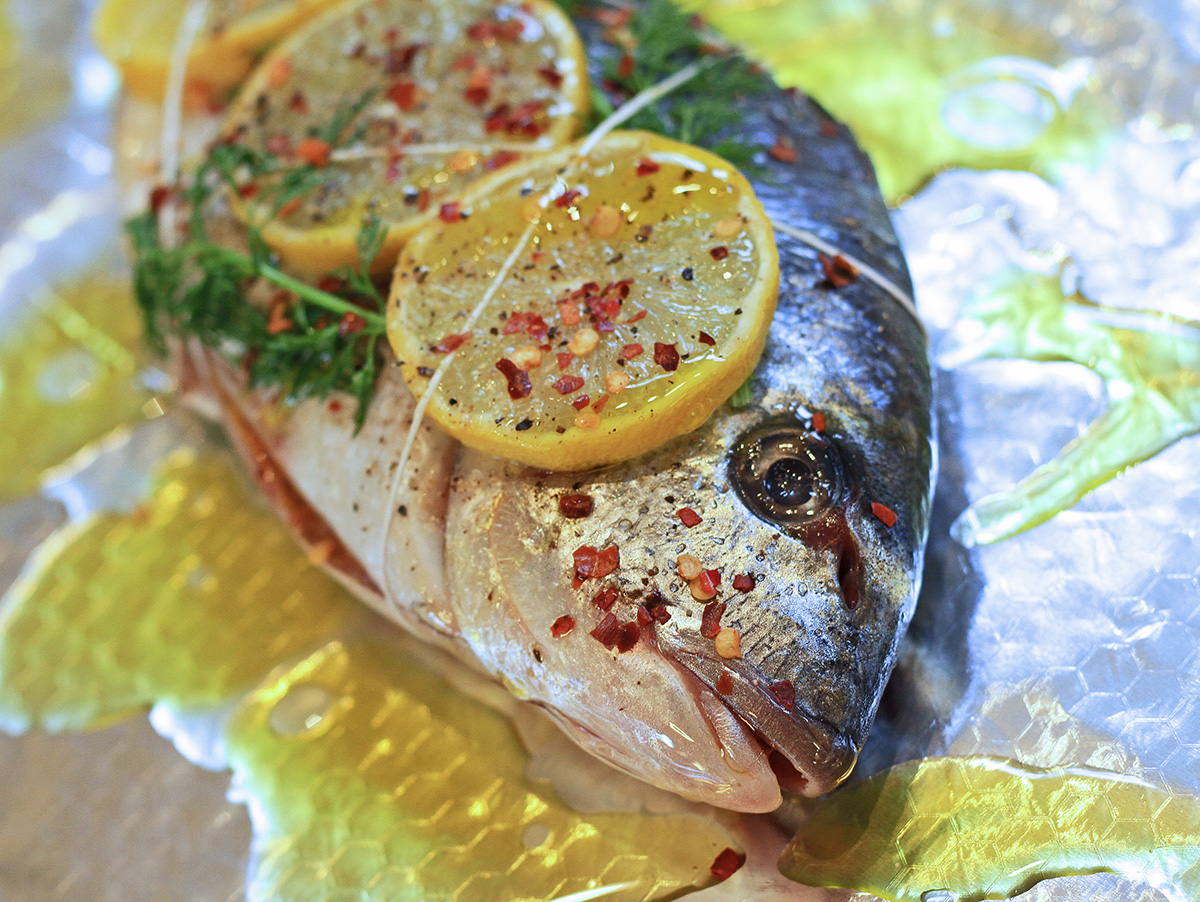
[[586, 0, 768, 167], [129, 125, 388, 430]]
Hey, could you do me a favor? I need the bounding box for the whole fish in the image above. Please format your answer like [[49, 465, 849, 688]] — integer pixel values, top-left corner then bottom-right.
[[180, 7, 935, 813]]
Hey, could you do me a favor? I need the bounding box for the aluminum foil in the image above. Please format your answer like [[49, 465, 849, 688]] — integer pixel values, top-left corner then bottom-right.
[[2, 0, 1199, 899]]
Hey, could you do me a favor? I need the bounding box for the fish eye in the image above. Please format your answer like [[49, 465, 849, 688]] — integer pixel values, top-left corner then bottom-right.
[[728, 418, 844, 528]]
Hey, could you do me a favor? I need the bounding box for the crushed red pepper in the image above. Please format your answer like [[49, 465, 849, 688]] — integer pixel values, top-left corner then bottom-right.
[[714, 671, 734, 694], [553, 374, 585, 394], [537, 65, 563, 88], [871, 501, 898, 528], [551, 615, 575, 638], [495, 357, 532, 399], [439, 202, 462, 223], [590, 613, 619, 646], [503, 311, 549, 341], [573, 544, 619, 585], [571, 394, 590, 410], [676, 507, 702, 528], [770, 679, 796, 707], [558, 493, 594, 518], [700, 601, 725, 638], [615, 621, 640, 652], [432, 332, 471, 353], [635, 157, 660, 176], [654, 342, 680, 372], [710, 246, 729, 261], [621, 343, 644, 360], [592, 585, 618, 611], [556, 352, 574, 370], [732, 573, 756, 592], [698, 331, 716, 346], [294, 137, 331, 167], [696, 568, 721, 596], [811, 411, 826, 433], [643, 591, 671, 623], [819, 252, 859, 288], [710, 847, 746, 881], [387, 79, 420, 111], [769, 134, 798, 163]]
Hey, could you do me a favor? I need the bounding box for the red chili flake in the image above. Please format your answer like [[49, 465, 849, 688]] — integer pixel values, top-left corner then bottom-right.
[[595, 545, 619, 578], [710, 246, 729, 261], [295, 136, 331, 167], [644, 591, 671, 623], [288, 90, 309, 114], [551, 615, 575, 638], [573, 544, 619, 583], [871, 502, 898, 528], [625, 308, 647, 324], [537, 65, 563, 88], [464, 85, 489, 104], [386, 154, 403, 184], [635, 157, 660, 176], [464, 65, 492, 105], [338, 312, 366, 336], [496, 357, 532, 399], [700, 602, 726, 639], [416, 187, 431, 212], [328, 399, 342, 413], [819, 252, 859, 288], [621, 343, 644, 360], [590, 612, 620, 648], [677, 508, 702, 528], [555, 187, 583, 208], [715, 670, 734, 695], [654, 342, 680, 372], [710, 848, 746, 881], [484, 102, 511, 132], [697, 569, 721, 596], [615, 621, 640, 653], [558, 493, 594, 519], [732, 573, 756, 593], [571, 394, 590, 410], [770, 679, 796, 707], [278, 197, 303, 218], [501, 100, 546, 137], [388, 79, 420, 111], [149, 184, 171, 215], [820, 119, 839, 138], [592, 585, 618, 611], [769, 134, 798, 163], [385, 43, 423, 74], [592, 394, 609, 413], [382, 26, 398, 43], [452, 53, 476, 71], [556, 352, 574, 370], [439, 202, 462, 223], [496, 18, 524, 39], [265, 134, 292, 156], [553, 374, 585, 395], [432, 331, 471, 353], [484, 150, 520, 171], [617, 53, 634, 78], [591, 6, 632, 27], [503, 311, 549, 341], [698, 331, 716, 346], [811, 411, 826, 433]]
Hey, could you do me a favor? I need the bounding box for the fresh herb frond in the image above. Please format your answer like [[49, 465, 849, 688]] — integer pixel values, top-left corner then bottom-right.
[[593, 0, 768, 164], [128, 95, 391, 430]]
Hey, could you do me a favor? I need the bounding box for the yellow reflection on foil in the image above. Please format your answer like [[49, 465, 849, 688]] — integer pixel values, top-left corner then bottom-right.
[[226, 638, 735, 902], [693, 0, 1115, 200], [0, 452, 357, 731], [780, 756, 1200, 902], [0, 276, 149, 501]]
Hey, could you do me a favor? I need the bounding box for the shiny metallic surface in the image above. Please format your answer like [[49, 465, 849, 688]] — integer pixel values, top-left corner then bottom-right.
[[1, 0, 1199, 900]]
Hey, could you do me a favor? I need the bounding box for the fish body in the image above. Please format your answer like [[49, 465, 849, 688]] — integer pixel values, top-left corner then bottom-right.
[[188, 11, 935, 812]]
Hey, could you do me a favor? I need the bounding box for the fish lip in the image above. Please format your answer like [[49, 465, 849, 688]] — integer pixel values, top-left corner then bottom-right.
[[668, 647, 858, 798]]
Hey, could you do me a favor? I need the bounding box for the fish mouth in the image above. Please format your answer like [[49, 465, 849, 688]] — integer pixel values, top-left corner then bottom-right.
[[666, 647, 858, 798]]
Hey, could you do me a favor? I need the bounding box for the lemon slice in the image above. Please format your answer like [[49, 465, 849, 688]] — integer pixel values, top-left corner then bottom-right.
[[93, 0, 339, 103], [219, 0, 588, 276], [387, 129, 779, 471]]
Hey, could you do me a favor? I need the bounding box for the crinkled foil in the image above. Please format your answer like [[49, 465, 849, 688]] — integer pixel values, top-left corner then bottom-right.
[[2, 0, 1198, 899]]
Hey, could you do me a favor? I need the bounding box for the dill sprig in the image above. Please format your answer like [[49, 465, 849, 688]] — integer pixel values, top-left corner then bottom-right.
[[128, 114, 388, 430], [587, 0, 768, 167]]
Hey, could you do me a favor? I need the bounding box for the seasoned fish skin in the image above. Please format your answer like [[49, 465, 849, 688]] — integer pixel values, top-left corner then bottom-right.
[[444, 40, 935, 798]]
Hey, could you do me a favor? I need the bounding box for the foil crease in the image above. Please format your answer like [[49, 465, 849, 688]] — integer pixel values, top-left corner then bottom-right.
[[2, 0, 1199, 900]]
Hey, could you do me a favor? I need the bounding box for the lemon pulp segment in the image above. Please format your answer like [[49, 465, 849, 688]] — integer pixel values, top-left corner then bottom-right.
[[387, 130, 779, 471], [220, 0, 588, 275]]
